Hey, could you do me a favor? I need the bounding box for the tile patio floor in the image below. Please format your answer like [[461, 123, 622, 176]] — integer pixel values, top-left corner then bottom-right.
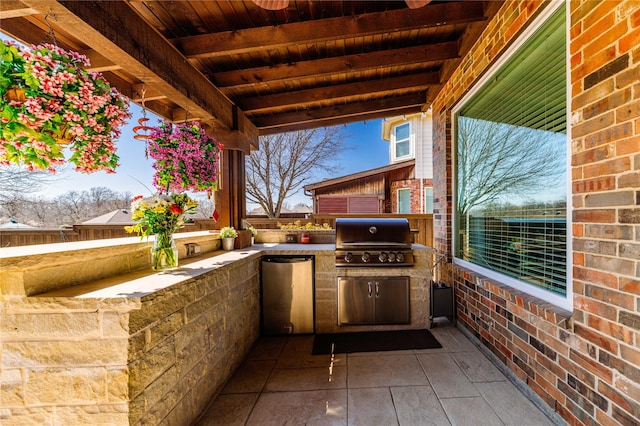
[[196, 322, 559, 425]]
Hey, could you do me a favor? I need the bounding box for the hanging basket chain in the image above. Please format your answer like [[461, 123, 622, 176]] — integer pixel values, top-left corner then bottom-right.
[[42, 14, 58, 46]]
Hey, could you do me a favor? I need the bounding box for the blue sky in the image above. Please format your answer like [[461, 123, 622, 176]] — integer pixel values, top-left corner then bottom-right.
[[35, 103, 391, 207]]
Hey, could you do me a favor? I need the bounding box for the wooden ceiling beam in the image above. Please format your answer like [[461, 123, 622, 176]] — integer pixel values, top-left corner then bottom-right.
[[214, 41, 458, 88], [253, 93, 426, 130], [0, 1, 36, 19], [175, 1, 485, 59], [237, 71, 440, 113], [260, 106, 423, 135], [15, 0, 258, 149], [81, 49, 121, 72], [131, 84, 166, 103]]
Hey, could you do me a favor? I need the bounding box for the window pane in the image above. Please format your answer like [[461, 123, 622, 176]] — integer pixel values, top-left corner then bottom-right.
[[454, 5, 567, 296], [398, 189, 410, 213], [396, 141, 410, 158], [395, 123, 410, 140], [395, 123, 410, 158], [424, 187, 433, 214]]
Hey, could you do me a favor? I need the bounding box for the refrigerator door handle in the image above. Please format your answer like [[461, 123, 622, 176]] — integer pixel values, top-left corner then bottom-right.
[[368, 281, 373, 298]]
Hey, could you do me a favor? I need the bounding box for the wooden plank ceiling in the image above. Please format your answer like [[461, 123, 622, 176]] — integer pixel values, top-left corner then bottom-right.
[[0, 0, 500, 150]]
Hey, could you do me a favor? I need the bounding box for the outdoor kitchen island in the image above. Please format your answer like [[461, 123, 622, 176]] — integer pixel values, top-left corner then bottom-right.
[[0, 235, 432, 426]]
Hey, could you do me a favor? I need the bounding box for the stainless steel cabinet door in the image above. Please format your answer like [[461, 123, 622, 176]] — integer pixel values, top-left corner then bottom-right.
[[374, 277, 409, 324], [338, 277, 375, 324], [338, 276, 409, 325]]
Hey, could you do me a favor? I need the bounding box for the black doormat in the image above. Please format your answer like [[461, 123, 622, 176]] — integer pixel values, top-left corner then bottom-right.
[[312, 329, 441, 355]]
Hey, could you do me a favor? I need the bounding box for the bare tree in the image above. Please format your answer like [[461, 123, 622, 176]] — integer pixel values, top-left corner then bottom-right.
[[456, 117, 565, 216], [245, 127, 349, 218], [24, 196, 57, 226], [0, 194, 28, 220], [194, 195, 215, 219], [0, 166, 58, 203], [55, 190, 88, 225]]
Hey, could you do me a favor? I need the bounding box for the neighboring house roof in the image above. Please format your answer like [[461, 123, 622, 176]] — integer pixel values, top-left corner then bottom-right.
[[82, 209, 210, 225], [304, 159, 415, 192], [0, 220, 37, 229], [82, 210, 134, 225], [290, 205, 312, 213], [247, 206, 293, 215]]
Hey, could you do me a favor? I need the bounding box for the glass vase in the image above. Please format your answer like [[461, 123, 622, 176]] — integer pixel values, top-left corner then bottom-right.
[[151, 232, 178, 270]]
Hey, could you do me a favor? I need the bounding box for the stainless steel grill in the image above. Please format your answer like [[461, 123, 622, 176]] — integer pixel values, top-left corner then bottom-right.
[[335, 218, 414, 267]]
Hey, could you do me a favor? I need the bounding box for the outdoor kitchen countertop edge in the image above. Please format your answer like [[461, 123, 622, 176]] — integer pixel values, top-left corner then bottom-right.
[[34, 243, 433, 300]]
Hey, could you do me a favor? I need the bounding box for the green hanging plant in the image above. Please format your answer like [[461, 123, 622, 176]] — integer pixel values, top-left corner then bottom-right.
[[0, 40, 131, 173]]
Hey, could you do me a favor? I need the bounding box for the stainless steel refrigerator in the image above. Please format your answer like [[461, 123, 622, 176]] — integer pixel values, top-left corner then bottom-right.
[[261, 256, 314, 334]]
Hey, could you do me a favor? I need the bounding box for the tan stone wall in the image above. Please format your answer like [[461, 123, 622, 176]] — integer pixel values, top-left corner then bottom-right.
[[1, 239, 261, 425], [128, 255, 260, 425], [1, 297, 138, 425], [0, 232, 221, 297], [431, 1, 640, 425]]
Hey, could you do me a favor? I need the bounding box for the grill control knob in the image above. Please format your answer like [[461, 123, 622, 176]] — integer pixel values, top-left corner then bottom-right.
[[344, 252, 353, 263], [378, 252, 388, 262], [396, 252, 405, 263], [388, 252, 396, 262], [362, 252, 371, 262]]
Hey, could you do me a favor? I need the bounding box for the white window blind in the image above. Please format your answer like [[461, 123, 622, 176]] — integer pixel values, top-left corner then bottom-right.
[[454, 5, 567, 296]]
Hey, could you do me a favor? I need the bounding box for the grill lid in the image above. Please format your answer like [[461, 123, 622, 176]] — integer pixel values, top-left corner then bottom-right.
[[335, 218, 412, 250]]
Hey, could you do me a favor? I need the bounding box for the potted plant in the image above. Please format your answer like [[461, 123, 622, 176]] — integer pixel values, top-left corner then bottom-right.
[[248, 225, 258, 245], [0, 41, 131, 173], [219, 226, 238, 250]]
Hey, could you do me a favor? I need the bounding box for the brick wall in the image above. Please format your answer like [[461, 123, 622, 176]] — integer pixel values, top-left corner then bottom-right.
[[390, 178, 432, 213], [432, 1, 640, 425]]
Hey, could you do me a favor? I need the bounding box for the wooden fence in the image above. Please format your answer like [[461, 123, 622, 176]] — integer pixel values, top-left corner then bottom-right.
[[2, 215, 433, 248], [0, 220, 217, 248]]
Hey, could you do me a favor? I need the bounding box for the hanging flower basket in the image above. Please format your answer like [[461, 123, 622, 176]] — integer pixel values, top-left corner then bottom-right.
[[148, 120, 223, 196], [0, 41, 131, 173]]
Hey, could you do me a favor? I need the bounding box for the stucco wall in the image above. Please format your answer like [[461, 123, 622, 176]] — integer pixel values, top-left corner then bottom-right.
[[431, 1, 640, 425]]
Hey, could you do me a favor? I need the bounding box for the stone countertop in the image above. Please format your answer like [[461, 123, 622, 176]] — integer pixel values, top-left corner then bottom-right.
[[257, 243, 433, 253], [35, 243, 433, 300]]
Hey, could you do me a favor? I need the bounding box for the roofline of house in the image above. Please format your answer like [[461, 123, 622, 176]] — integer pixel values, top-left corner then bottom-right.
[[381, 109, 433, 140], [304, 159, 415, 192]]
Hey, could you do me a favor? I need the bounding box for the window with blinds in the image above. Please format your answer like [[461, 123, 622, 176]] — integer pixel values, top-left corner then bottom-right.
[[454, 5, 568, 296]]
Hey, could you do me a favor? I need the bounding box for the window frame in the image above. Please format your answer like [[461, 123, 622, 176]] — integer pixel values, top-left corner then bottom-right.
[[397, 188, 411, 214], [451, 1, 572, 311], [392, 122, 412, 161]]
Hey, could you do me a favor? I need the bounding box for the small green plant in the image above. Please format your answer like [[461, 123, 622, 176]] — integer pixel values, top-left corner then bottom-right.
[[277, 220, 332, 230], [247, 225, 258, 237], [219, 226, 238, 238]]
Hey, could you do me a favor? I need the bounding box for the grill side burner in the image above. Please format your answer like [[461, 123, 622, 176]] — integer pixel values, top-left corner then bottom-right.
[[335, 218, 414, 267]]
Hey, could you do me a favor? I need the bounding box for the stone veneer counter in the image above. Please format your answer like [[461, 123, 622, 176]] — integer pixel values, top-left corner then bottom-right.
[[0, 239, 432, 425]]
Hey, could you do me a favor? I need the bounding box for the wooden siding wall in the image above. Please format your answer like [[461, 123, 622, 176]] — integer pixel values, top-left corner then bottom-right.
[[317, 195, 381, 213], [313, 175, 386, 197]]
